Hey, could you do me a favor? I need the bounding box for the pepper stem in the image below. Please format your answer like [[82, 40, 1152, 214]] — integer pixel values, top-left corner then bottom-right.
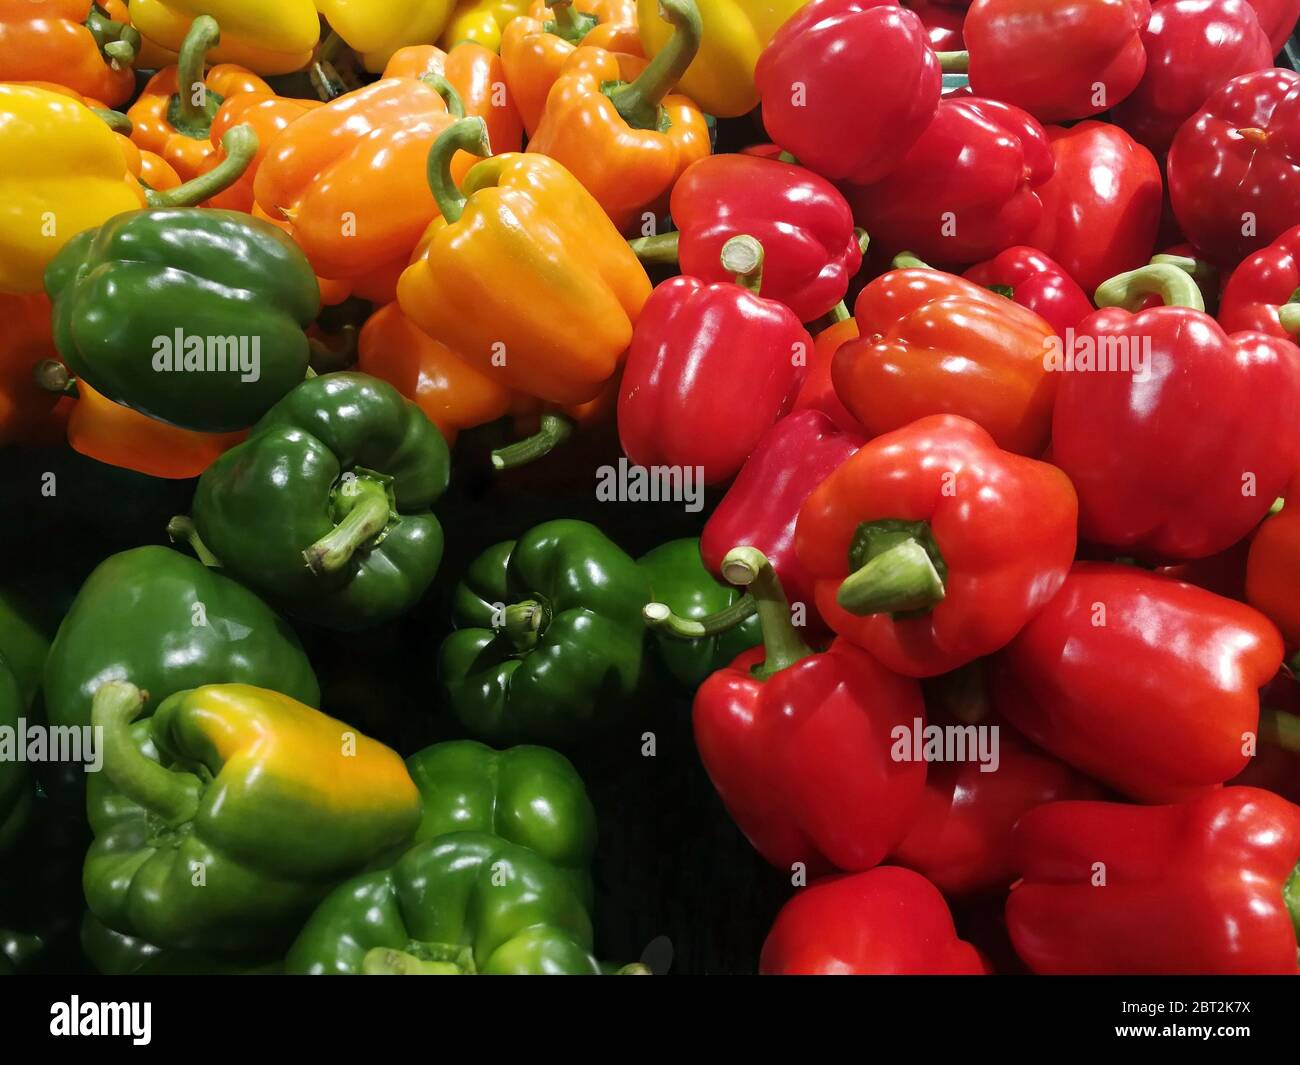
[[836, 519, 947, 616], [361, 948, 464, 975], [492, 414, 575, 469], [1151, 252, 1218, 291], [827, 300, 850, 323], [1259, 708, 1300, 754], [545, 0, 599, 43], [642, 594, 757, 638], [420, 73, 466, 118], [427, 117, 492, 224], [166, 516, 222, 569], [628, 231, 680, 265], [33, 359, 75, 396], [91, 108, 133, 134], [855, 228, 870, 255], [1285, 861, 1300, 947], [606, 0, 702, 131], [303, 477, 393, 575], [502, 600, 548, 651], [146, 123, 258, 208], [1094, 263, 1205, 312], [892, 251, 931, 270], [935, 50, 969, 73], [720, 547, 812, 680], [1277, 303, 1300, 335], [722, 235, 764, 293], [93, 681, 201, 827], [175, 15, 220, 129]]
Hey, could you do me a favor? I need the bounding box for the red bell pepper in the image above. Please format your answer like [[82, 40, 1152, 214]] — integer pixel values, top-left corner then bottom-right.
[[1111, 0, 1273, 154], [791, 315, 864, 435], [618, 236, 811, 484], [906, 0, 966, 50], [796, 414, 1079, 677], [1052, 264, 1300, 559], [1247, 472, 1300, 645], [833, 264, 1059, 455], [991, 562, 1285, 802], [963, 246, 1095, 337], [1244, 0, 1300, 53], [760, 866, 989, 975], [1025, 121, 1163, 292], [961, 0, 1151, 122], [755, 0, 941, 185], [1006, 787, 1300, 974], [700, 411, 864, 635], [845, 96, 1053, 265], [1169, 68, 1300, 265], [689, 548, 926, 873], [1219, 223, 1300, 339]]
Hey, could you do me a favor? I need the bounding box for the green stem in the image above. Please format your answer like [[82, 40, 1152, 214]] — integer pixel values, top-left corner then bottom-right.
[[614, 962, 652, 975], [104, 36, 137, 66], [93, 681, 201, 827], [361, 948, 464, 975], [776, 150, 798, 164], [935, 50, 969, 73], [892, 251, 931, 270], [310, 59, 351, 102], [642, 594, 757, 638], [545, 0, 599, 43], [855, 228, 870, 255], [32, 359, 76, 397], [628, 231, 680, 265], [91, 108, 133, 134], [606, 0, 701, 130], [1150, 252, 1217, 289], [1094, 263, 1205, 312], [167, 515, 222, 569], [1259, 708, 1300, 754], [827, 300, 850, 323], [1277, 303, 1300, 335], [502, 600, 548, 652], [175, 15, 220, 130], [722, 235, 764, 293], [491, 414, 574, 469], [316, 29, 347, 65], [1285, 861, 1300, 946], [146, 123, 258, 208], [427, 117, 491, 224], [303, 477, 393, 575], [420, 73, 466, 119], [836, 519, 947, 616], [719, 547, 812, 680]]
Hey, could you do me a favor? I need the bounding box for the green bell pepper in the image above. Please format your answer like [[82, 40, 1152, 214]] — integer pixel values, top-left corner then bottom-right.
[[437, 519, 652, 745], [284, 832, 603, 975], [80, 913, 280, 975], [84, 681, 421, 953], [0, 588, 51, 709], [406, 740, 596, 906], [190, 372, 450, 631]]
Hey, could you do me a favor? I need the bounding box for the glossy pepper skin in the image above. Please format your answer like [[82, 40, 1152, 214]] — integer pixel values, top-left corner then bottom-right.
[[991, 563, 1283, 802], [194, 90, 319, 214], [797, 414, 1078, 678], [846, 96, 1054, 265], [285, 833, 603, 975], [833, 266, 1058, 456], [1169, 68, 1300, 265], [760, 866, 989, 975], [127, 0, 320, 74], [439, 520, 651, 745], [398, 119, 652, 408], [317, 0, 457, 71], [792, 317, 862, 433], [965, 0, 1151, 123], [1219, 224, 1300, 339], [963, 246, 1094, 338], [908, 0, 965, 50], [756, 0, 939, 184], [85, 681, 420, 953], [619, 237, 812, 484], [1246, 472, 1300, 646], [1006, 788, 1300, 974], [440, 0, 531, 50], [192, 373, 450, 632], [0, 0, 138, 106], [1244, 0, 1300, 51]]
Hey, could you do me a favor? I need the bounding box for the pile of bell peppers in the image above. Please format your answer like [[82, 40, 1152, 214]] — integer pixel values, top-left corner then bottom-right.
[[4, 0, 1300, 981]]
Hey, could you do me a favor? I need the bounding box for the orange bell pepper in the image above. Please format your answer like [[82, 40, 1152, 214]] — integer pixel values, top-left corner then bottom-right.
[[397, 117, 651, 407], [0, 0, 139, 107], [500, 0, 642, 135], [0, 293, 66, 447], [198, 93, 320, 211], [527, 0, 709, 234]]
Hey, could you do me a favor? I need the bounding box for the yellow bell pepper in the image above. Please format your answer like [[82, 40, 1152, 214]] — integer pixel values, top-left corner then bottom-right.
[[0, 84, 145, 296], [636, 0, 807, 117], [128, 0, 320, 74], [440, 0, 531, 51], [318, 0, 459, 71]]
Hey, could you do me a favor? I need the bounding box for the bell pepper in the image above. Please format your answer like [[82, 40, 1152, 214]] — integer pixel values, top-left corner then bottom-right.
[[635, 0, 807, 118], [1169, 68, 1300, 265], [756, 0, 940, 184], [791, 315, 863, 433], [85, 681, 419, 952], [528, 0, 710, 234], [1247, 473, 1300, 646], [397, 118, 652, 407], [1244, 0, 1300, 52], [689, 547, 927, 873], [191, 372, 450, 631], [501, 0, 643, 135], [960, 0, 1151, 123], [285, 833, 605, 974], [797, 414, 1079, 678], [0, 0, 139, 107], [963, 246, 1094, 338], [127, 0, 320, 74], [0, 293, 66, 447], [317, 0, 457, 71], [438, 519, 652, 744], [1219, 224, 1300, 339], [907, 0, 965, 50], [1053, 264, 1300, 559], [1006, 787, 1300, 974], [1025, 120, 1163, 292], [440, 0, 532, 50], [991, 562, 1285, 802], [619, 236, 811, 484], [833, 264, 1058, 455], [405, 739, 596, 905], [638, 537, 761, 686], [630, 152, 863, 322], [81, 913, 281, 974], [845, 96, 1054, 265], [760, 866, 989, 975]]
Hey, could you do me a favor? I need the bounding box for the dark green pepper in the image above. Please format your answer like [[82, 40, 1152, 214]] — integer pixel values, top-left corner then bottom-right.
[[191, 372, 450, 631], [80, 913, 280, 975], [437, 519, 651, 744]]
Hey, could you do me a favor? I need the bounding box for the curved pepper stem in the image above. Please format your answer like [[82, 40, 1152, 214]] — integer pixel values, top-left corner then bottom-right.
[[642, 593, 757, 638], [427, 117, 492, 224], [491, 413, 575, 469], [606, 0, 702, 131], [85, 6, 140, 67], [174, 15, 221, 131], [836, 518, 947, 616], [720, 547, 813, 681], [145, 123, 259, 208], [91, 108, 133, 134], [721, 235, 764, 294], [545, 0, 600, 43], [93, 681, 202, 828], [502, 600, 549, 652], [935, 50, 969, 73], [1094, 263, 1206, 313], [361, 948, 464, 975], [420, 73, 466, 119], [304, 475, 393, 575], [166, 515, 222, 569], [1277, 303, 1300, 335], [628, 231, 680, 265], [891, 251, 931, 270]]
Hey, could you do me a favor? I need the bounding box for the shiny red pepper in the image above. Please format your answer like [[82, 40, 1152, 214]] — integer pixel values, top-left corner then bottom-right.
[[1244, 0, 1300, 53], [991, 562, 1285, 802], [618, 237, 811, 484], [905, 0, 966, 50], [760, 866, 990, 975], [1052, 264, 1300, 559], [796, 414, 1079, 677], [1169, 68, 1300, 265], [1219, 223, 1300, 339], [963, 246, 1094, 337], [755, 0, 941, 185], [1006, 787, 1300, 974]]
